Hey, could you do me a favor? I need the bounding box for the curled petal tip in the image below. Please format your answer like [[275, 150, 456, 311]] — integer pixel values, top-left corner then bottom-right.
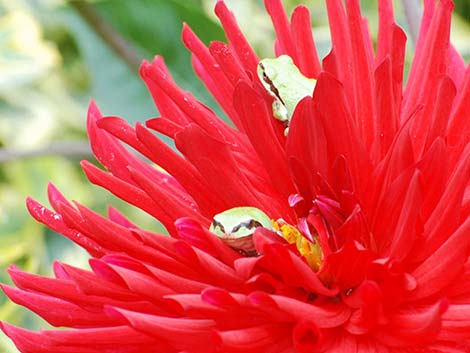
[[201, 287, 237, 307]]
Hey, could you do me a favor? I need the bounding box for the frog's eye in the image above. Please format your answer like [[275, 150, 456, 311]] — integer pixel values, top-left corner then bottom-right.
[[230, 219, 263, 234], [263, 65, 278, 80], [278, 54, 293, 65], [211, 219, 226, 235]]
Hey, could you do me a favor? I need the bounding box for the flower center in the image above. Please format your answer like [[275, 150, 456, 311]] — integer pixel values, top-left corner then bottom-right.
[[273, 219, 322, 272]]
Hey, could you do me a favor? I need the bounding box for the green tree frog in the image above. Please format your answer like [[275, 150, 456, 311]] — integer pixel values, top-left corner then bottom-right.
[[209, 206, 275, 256], [257, 55, 316, 135]]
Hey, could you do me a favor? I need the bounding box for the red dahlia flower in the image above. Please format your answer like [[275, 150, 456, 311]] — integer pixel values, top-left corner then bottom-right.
[[2, 0, 470, 352]]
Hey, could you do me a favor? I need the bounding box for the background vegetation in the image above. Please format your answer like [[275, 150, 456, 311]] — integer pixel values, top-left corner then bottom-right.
[[0, 1, 469, 351]]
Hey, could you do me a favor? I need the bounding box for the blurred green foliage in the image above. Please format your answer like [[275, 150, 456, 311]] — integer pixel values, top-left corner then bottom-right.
[[0, 1, 469, 352], [455, 1, 470, 19]]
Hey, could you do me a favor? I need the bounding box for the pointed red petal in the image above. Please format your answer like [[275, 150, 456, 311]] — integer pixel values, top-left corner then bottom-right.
[[411, 216, 470, 300], [291, 5, 321, 78], [233, 82, 296, 200], [344, 0, 375, 147], [264, 0, 297, 62], [214, 1, 258, 74]]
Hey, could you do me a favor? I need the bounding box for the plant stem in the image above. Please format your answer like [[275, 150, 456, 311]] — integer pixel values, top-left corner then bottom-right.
[[0, 142, 93, 163], [69, 0, 142, 72]]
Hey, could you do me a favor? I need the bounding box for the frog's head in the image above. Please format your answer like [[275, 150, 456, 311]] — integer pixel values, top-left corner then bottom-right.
[[257, 55, 295, 96], [209, 206, 274, 256], [209, 206, 273, 239], [256, 55, 316, 135]]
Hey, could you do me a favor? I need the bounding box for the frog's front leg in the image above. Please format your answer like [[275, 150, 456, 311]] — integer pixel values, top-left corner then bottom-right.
[[272, 101, 289, 135], [272, 100, 289, 122]]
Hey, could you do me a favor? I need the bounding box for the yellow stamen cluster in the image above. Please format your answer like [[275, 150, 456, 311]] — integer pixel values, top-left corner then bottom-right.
[[273, 220, 323, 272]]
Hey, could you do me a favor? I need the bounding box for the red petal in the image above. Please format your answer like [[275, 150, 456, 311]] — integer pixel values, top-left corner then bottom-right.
[[424, 75, 456, 152], [214, 323, 289, 353], [214, 1, 259, 74], [375, 0, 395, 64], [375, 300, 448, 347], [182, 25, 243, 131], [373, 57, 398, 161], [344, 0, 375, 147], [259, 241, 338, 296], [140, 57, 191, 126], [135, 123, 224, 216], [96, 116, 151, 157], [129, 166, 208, 225], [404, 0, 453, 154], [87, 102, 158, 185], [47, 182, 73, 212], [386, 170, 422, 261], [0, 323, 54, 353], [440, 304, 470, 341], [8, 265, 103, 308], [312, 72, 371, 195], [146, 116, 183, 138], [415, 138, 448, 221], [264, 0, 297, 62], [175, 124, 281, 216], [93, 259, 176, 300], [287, 97, 329, 188], [325, 0, 354, 108], [233, 82, 296, 200], [143, 57, 239, 143], [43, 325, 160, 349], [108, 307, 215, 350], [321, 240, 375, 290], [80, 160, 174, 233], [209, 41, 250, 87], [1, 284, 115, 328], [107, 206, 138, 228], [292, 321, 322, 353], [416, 148, 470, 261], [410, 215, 470, 300], [390, 25, 406, 110], [447, 66, 470, 147], [57, 262, 141, 301], [173, 241, 244, 290], [26, 197, 104, 257], [175, 217, 241, 265], [291, 5, 321, 78], [249, 291, 350, 328]]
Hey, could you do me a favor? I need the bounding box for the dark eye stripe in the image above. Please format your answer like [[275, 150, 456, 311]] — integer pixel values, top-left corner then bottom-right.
[[212, 219, 226, 233], [248, 219, 263, 228], [230, 219, 264, 234], [259, 62, 285, 105]]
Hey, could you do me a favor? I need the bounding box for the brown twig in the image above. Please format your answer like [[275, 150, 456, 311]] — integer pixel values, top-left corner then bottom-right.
[[69, 0, 142, 72], [0, 142, 93, 163]]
